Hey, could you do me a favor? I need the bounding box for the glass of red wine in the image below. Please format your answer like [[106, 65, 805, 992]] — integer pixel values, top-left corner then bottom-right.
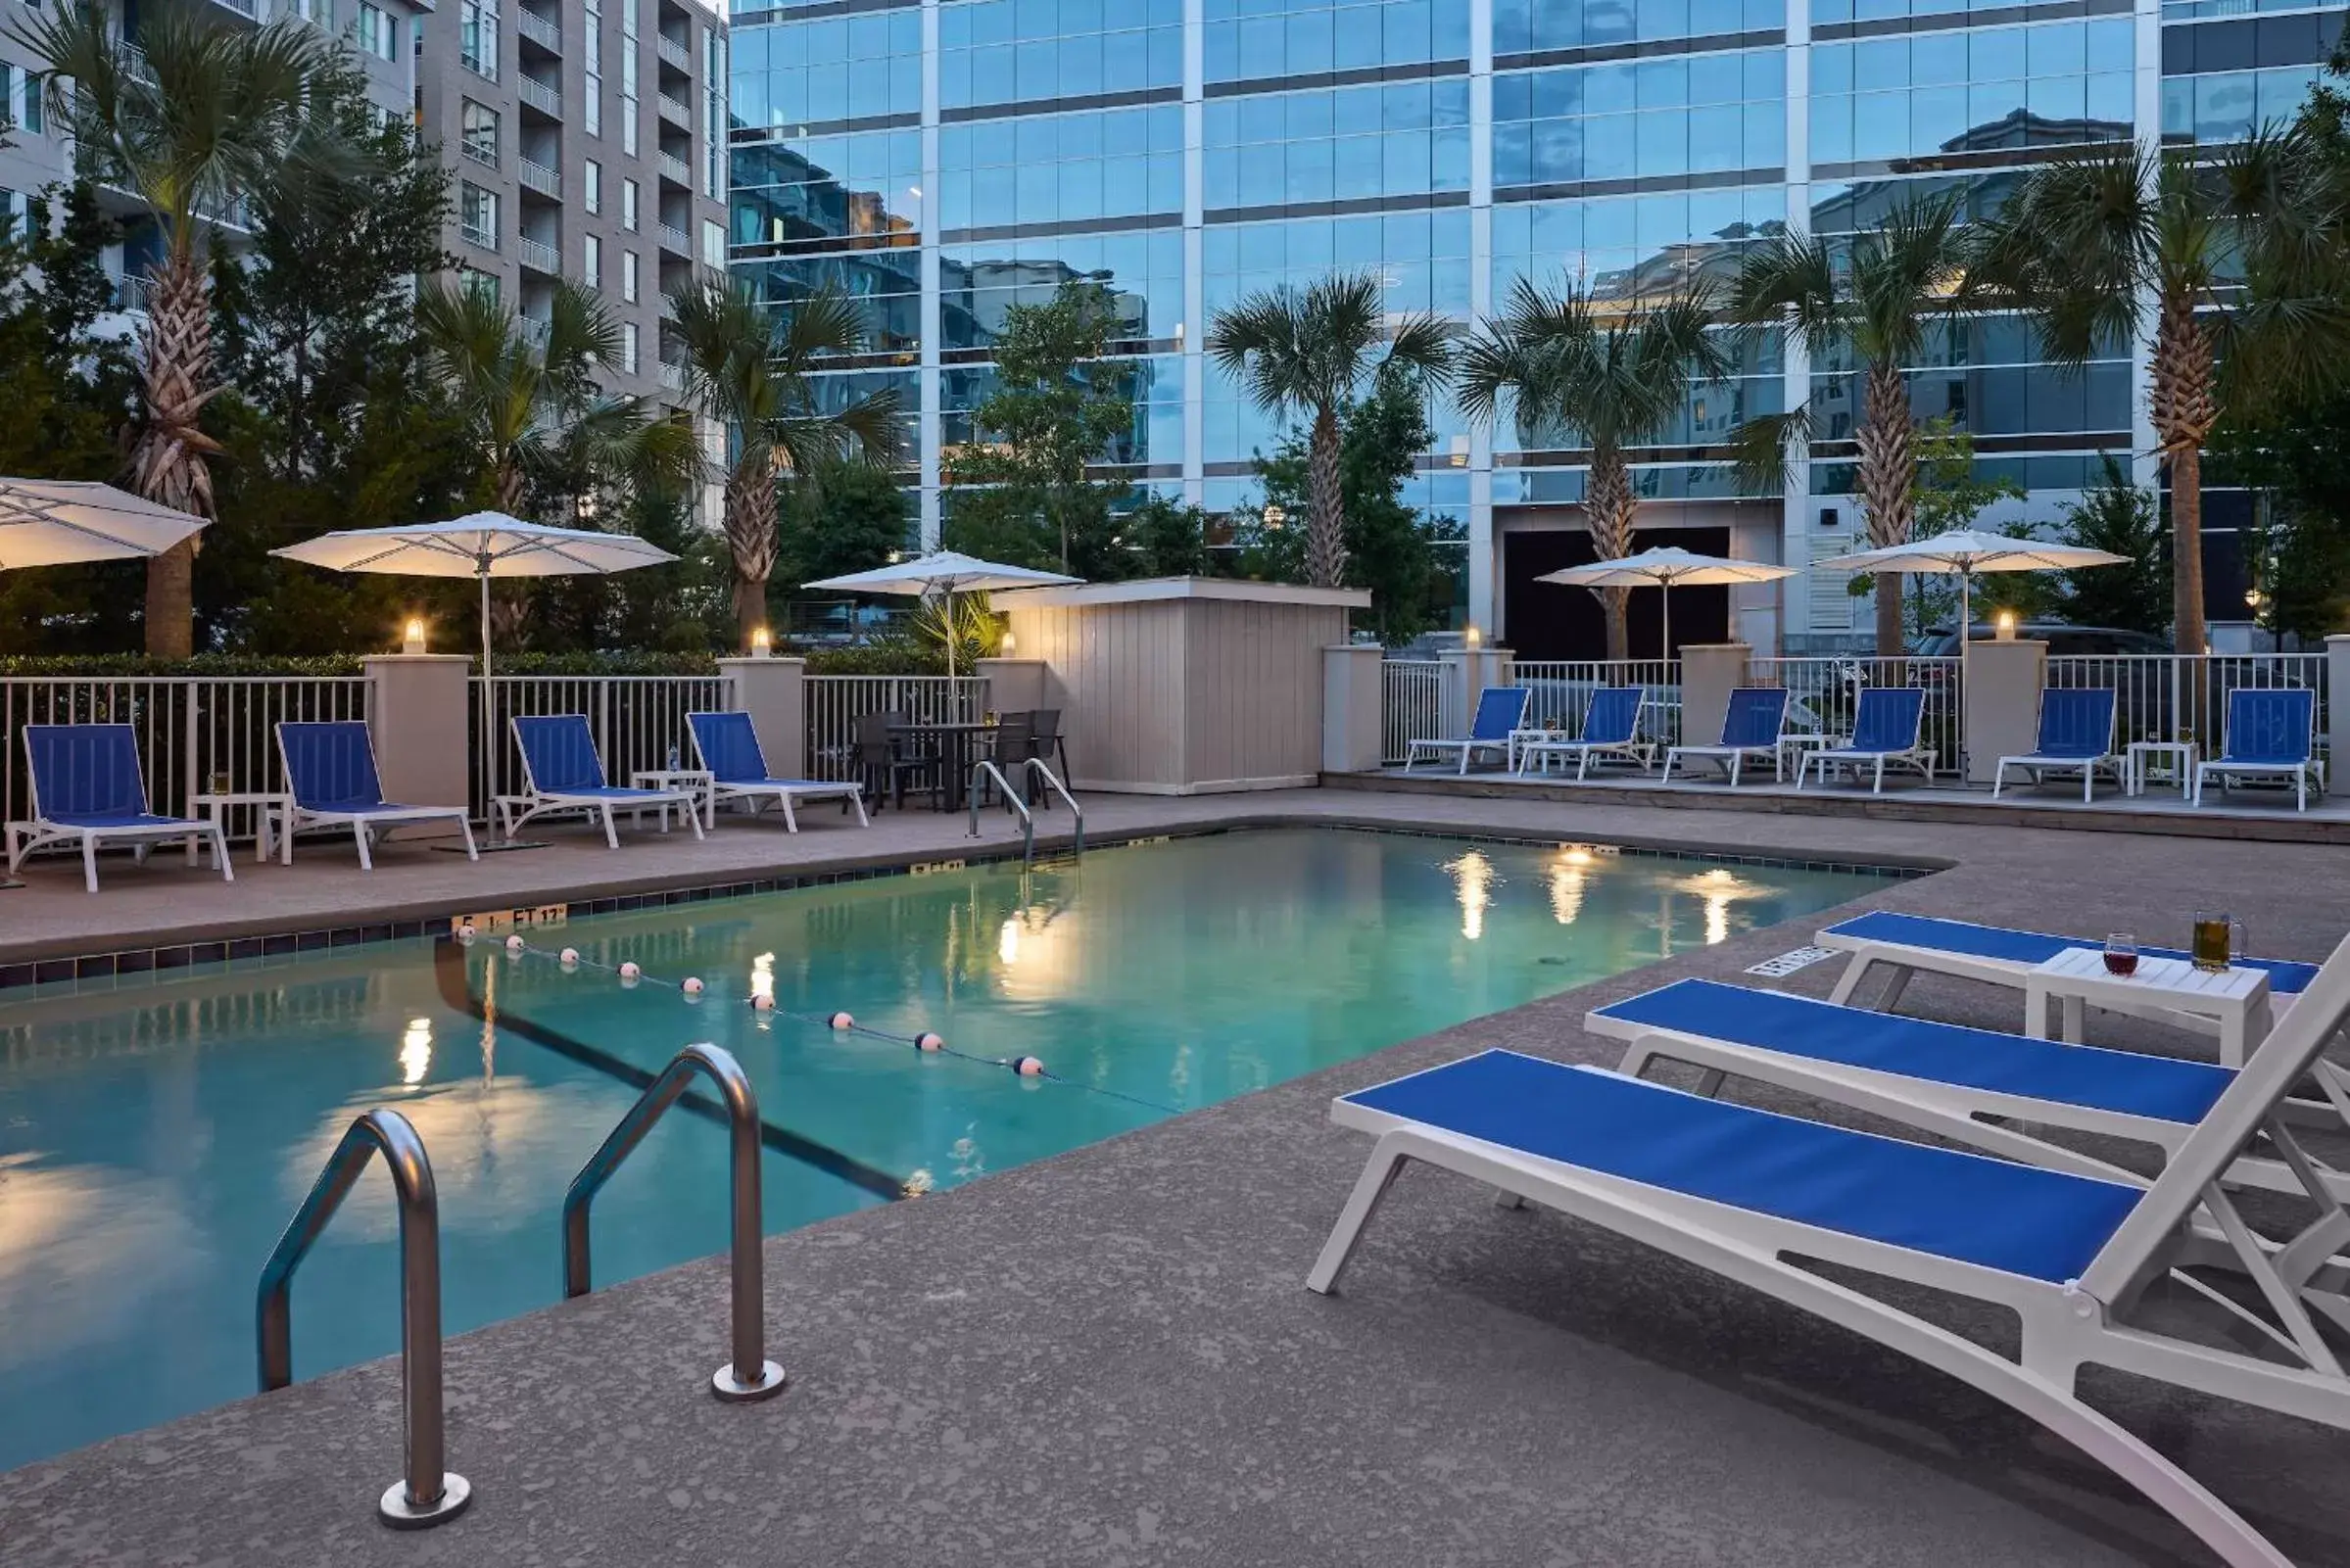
[[2104, 933, 2138, 977]]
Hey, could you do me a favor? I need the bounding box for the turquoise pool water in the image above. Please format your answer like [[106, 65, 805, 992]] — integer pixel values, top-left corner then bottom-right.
[[0, 829, 1883, 1471]]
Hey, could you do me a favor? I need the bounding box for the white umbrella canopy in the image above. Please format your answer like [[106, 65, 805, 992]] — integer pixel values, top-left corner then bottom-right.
[[802, 550, 1081, 677], [1535, 546, 1796, 660], [0, 478, 208, 568], [273, 512, 681, 824]]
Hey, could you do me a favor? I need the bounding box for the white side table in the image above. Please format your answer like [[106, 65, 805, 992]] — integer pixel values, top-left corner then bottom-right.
[[2024, 945, 2273, 1066], [629, 768, 715, 831], [2127, 739, 2197, 797], [1777, 732, 1842, 784], [189, 791, 292, 865]]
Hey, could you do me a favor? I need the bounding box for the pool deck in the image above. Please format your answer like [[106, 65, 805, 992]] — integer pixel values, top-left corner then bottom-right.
[[7, 786, 2350, 1566]]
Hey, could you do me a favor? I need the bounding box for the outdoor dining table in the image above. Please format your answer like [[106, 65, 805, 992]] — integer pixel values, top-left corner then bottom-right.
[[888, 719, 999, 812]]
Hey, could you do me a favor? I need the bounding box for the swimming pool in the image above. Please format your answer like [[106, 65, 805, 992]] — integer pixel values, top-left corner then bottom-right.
[[0, 828, 1889, 1470]]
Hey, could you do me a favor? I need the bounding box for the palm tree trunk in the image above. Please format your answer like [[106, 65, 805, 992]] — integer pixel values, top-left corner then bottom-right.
[[1856, 359, 1918, 657], [1586, 446, 1638, 662], [2150, 300, 2216, 656], [128, 245, 224, 659], [726, 457, 778, 646], [1306, 404, 1346, 590]]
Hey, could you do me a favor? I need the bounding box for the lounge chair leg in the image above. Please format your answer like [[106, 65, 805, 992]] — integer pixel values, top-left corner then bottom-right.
[[81, 835, 98, 893], [686, 800, 705, 840], [599, 804, 619, 849], [851, 792, 870, 827], [216, 828, 234, 882], [1305, 1137, 1413, 1296], [1873, 757, 1886, 794], [780, 796, 798, 832], [354, 821, 373, 872], [458, 818, 480, 860], [1827, 954, 1878, 1008]]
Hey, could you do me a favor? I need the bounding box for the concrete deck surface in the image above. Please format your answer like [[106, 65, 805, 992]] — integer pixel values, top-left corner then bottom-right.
[[5, 789, 2350, 1566]]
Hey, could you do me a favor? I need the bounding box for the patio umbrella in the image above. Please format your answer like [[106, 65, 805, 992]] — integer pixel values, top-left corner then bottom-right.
[[0, 479, 211, 887], [1535, 546, 1795, 661], [272, 513, 679, 817], [1815, 528, 2129, 774], [801, 550, 1080, 678], [0, 478, 208, 567]]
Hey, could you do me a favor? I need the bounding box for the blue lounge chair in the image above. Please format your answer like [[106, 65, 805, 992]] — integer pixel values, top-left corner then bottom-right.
[[5, 723, 231, 892], [1513, 687, 1648, 780], [1404, 686, 1529, 775], [2194, 688, 2323, 811], [686, 711, 869, 832], [1794, 686, 1934, 793], [1991, 688, 2120, 804], [1661, 687, 1789, 786], [500, 714, 705, 848], [275, 721, 477, 870], [1585, 976, 2339, 1199], [1309, 928, 2350, 1568]]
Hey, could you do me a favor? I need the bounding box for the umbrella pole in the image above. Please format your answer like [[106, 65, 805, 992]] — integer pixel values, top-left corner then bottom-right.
[[1958, 572, 1970, 787], [1661, 582, 1671, 669], [480, 567, 495, 838]]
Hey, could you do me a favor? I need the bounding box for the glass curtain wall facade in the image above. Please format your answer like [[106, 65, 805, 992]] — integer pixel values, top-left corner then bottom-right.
[[730, 0, 2347, 652]]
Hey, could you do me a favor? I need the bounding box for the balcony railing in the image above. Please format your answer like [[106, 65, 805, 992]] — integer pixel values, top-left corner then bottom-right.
[[655, 33, 690, 70], [518, 75, 562, 117], [106, 271, 153, 314], [516, 235, 559, 274], [657, 149, 691, 186], [656, 92, 692, 127], [656, 222, 691, 257], [517, 157, 560, 198], [658, 361, 685, 392], [516, 8, 561, 53]]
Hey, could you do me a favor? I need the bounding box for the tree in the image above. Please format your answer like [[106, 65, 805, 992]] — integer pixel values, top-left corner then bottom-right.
[[1252, 364, 1453, 643], [669, 279, 900, 642], [2051, 456, 2172, 636], [1124, 493, 1222, 579], [1729, 192, 1976, 655], [1894, 416, 2030, 635], [1207, 270, 1452, 589], [943, 281, 1133, 578], [779, 456, 908, 590], [1460, 281, 1730, 659], [1972, 132, 2350, 653], [13, 0, 351, 656]]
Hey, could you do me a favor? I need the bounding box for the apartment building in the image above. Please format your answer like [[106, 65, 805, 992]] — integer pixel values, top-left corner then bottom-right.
[[418, 0, 729, 407]]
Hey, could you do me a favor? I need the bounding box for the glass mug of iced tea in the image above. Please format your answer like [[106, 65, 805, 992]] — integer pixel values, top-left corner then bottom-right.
[[2104, 933, 2138, 976], [2191, 912, 2245, 973]]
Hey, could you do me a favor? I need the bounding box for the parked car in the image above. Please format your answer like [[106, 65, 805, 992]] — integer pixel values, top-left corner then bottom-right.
[[1909, 624, 2174, 657]]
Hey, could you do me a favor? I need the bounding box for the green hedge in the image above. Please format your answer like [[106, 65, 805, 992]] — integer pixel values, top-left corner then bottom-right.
[[0, 646, 949, 678]]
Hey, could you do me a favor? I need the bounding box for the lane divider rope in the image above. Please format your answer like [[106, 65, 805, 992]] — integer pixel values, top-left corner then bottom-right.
[[459, 926, 1179, 1116]]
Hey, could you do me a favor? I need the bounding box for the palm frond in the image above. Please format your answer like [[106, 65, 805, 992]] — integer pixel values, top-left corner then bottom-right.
[[1727, 405, 1813, 496]]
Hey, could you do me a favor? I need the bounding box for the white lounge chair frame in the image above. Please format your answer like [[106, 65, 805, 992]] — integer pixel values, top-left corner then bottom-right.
[[1795, 740, 1937, 793], [1310, 932, 2350, 1568], [1816, 916, 2305, 1040], [686, 713, 871, 832], [5, 731, 232, 893], [497, 719, 706, 850], [1514, 692, 1652, 781], [1404, 688, 1530, 776], [273, 725, 479, 870], [1661, 692, 1789, 786], [2194, 757, 2327, 812]]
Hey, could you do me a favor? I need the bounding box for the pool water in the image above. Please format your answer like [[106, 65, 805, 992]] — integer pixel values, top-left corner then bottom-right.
[[0, 829, 1882, 1470]]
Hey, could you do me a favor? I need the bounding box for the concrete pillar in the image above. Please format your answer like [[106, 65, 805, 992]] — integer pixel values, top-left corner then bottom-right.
[[720, 655, 806, 778], [974, 656, 1049, 716], [1962, 638, 2046, 785], [2327, 636, 2350, 793], [1440, 645, 1514, 734], [1322, 644, 1384, 774], [362, 654, 471, 824], [1677, 642, 1751, 749]]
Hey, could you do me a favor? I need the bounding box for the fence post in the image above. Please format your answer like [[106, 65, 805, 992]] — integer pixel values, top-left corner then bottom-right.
[[1677, 644, 1751, 751], [2326, 637, 2350, 794], [1322, 645, 1383, 774], [1440, 645, 1514, 734], [720, 655, 807, 778], [362, 656, 475, 819], [181, 678, 201, 816], [1963, 638, 2046, 785]]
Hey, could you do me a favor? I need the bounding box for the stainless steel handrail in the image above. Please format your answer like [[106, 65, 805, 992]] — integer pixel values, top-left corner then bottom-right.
[[561, 1042, 788, 1402], [257, 1109, 471, 1529], [1020, 758, 1084, 854], [967, 759, 1035, 866]]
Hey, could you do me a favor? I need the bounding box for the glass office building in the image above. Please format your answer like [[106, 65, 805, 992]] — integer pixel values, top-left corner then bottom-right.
[[730, 0, 2344, 655]]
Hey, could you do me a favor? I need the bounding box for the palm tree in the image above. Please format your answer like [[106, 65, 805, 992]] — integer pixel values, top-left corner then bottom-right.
[[1206, 271, 1453, 589], [415, 277, 698, 641], [1728, 193, 1975, 656], [1457, 282, 1732, 660], [1971, 132, 2350, 653], [14, 0, 344, 656], [668, 280, 902, 642]]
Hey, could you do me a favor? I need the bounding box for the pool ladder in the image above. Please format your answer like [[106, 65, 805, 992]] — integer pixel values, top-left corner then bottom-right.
[[255, 1043, 785, 1530], [967, 756, 1084, 868]]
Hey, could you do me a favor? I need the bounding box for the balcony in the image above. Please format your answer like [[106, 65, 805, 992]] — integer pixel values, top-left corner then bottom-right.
[[658, 360, 685, 393], [656, 222, 691, 258], [209, 0, 259, 17], [655, 33, 690, 71], [656, 92, 692, 129], [518, 158, 561, 198], [657, 149, 691, 187], [516, 8, 561, 54], [518, 75, 562, 118], [106, 271, 153, 314], [516, 235, 559, 274]]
